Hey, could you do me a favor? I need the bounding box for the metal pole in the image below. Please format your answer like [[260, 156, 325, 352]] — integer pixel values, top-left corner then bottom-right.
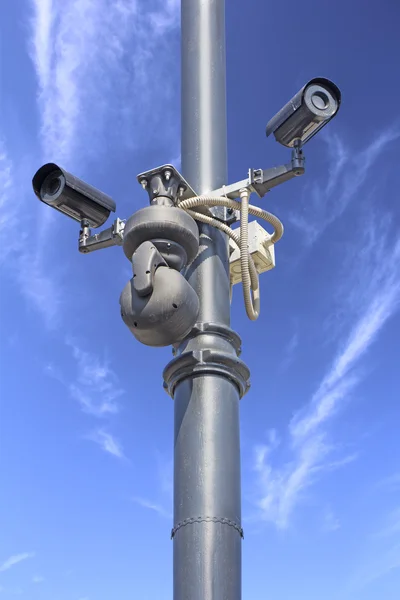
[[163, 1, 250, 598]]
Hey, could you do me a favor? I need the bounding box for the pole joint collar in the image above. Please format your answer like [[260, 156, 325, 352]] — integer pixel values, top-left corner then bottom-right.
[[163, 348, 250, 398]]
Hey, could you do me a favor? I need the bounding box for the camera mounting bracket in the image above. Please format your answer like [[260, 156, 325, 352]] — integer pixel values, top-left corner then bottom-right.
[[79, 217, 125, 254], [137, 164, 196, 206], [137, 164, 235, 222], [210, 143, 305, 201]]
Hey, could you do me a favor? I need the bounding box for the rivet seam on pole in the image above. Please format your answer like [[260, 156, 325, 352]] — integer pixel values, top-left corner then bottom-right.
[[171, 516, 244, 539]]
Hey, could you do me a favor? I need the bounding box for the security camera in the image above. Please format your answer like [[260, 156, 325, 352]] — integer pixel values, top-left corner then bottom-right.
[[32, 163, 116, 228], [266, 77, 341, 148]]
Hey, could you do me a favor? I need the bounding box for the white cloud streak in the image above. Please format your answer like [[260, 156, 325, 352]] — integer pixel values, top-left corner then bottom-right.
[[132, 497, 171, 519], [290, 125, 400, 244], [132, 453, 173, 519], [378, 473, 400, 493], [253, 134, 400, 529], [32, 575, 45, 584], [0, 553, 35, 573], [24, 0, 181, 325], [67, 340, 124, 417], [0, 135, 63, 328], [322, 507, 341, 532], [279, 331, 299, 372], [0, 141, 25, 262], [30, 0, 54, 94], [44, 340, 125, 421], [30, 0, 180, 165], [86, 429, 125, 459]]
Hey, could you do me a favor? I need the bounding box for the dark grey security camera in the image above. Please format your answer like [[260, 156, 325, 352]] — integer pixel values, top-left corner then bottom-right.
[[266, 77, 341, 148], [32, 163, 116, 228]]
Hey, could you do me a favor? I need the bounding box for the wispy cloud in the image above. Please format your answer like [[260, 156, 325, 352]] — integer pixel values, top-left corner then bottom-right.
[[350, 536, 400, 590], [44, 340, 124, 417], [322, 506, 341, 532], [0, 141, 21, 262], [25, 0, 182, 325], [347, 499, 400, 592], [0, 135, 63, 328], [32, 575, 45, 584], [133, 497, 171, 519], [0, 553, 35, 573], [380, 506, 400, 543], [86, 429, 125, 459], [29, 0, 180, 165], [253, 169, 400, 529], [30, 0, 53, 94], [67, 340, 124, 417], [132, 453, 173, 519], [280, 331, 299, 372], [378, 473, 400, 493], [16, 256, 63, 329], [290, 124, 400, 244]]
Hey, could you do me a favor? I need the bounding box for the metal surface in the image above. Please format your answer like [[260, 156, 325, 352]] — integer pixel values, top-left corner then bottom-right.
[[120, 265, 200, 347], [173, 1, 248, 598], [79, 218, 125, 253], [211, 144, 305, 201], [137, 164, 197, 206], [122, 205, 199, 264]]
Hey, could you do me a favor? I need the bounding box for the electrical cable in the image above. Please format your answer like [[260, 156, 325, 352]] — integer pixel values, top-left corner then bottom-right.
[[177, 193, 284, 320]]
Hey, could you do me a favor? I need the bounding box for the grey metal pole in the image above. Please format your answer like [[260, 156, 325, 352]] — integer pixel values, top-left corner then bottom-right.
[[163, 1, 250, 598]]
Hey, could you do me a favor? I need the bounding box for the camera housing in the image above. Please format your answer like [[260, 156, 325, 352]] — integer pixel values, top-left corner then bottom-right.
[[266, 77, 341, 147], [32, 163, 116, 228]]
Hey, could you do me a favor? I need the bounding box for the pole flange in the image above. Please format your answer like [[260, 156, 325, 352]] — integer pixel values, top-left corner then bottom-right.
[[163, 349, 250, 399]]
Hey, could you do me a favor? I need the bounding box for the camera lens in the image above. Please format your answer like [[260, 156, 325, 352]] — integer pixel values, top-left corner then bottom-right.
[[41, 171, 65, 200], [311, 91, 329, 110]]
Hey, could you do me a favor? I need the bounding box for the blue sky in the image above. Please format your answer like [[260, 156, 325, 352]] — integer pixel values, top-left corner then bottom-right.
[[0, 0, 399, 598]]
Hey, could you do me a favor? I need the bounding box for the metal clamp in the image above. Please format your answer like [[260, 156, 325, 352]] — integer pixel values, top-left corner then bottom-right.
[[79, 217, 125, 254], [210, 144, 306, 200], [171, 516, 244, 539]]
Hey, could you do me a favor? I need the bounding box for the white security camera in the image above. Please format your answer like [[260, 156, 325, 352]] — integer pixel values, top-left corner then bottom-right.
[[266, 77, 341, 147], [32, 163, 116, 228]]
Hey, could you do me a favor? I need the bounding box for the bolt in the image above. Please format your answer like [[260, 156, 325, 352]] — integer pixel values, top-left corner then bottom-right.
[[140, 179, 148, 189], [178, 185, 186, 197], [164, 169, 172, 181]]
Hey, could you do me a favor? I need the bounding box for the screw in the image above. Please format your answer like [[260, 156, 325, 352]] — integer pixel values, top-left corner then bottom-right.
[[164, 169, 172, 181], [178, 185, 186, 197], [140, 179, 148, 189]]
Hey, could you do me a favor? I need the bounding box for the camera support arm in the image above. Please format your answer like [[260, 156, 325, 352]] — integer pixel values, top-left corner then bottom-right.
[[211, 143, 305, 200], [78, 217, 125, 254], [77, 143, 304, 255]]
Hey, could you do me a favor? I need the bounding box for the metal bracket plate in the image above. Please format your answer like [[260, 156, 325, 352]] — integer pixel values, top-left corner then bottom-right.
[[137, 164, 196, 203]]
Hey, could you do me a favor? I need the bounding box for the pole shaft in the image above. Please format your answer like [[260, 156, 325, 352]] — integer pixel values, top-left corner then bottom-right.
[[173, 1, 242, 598]]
